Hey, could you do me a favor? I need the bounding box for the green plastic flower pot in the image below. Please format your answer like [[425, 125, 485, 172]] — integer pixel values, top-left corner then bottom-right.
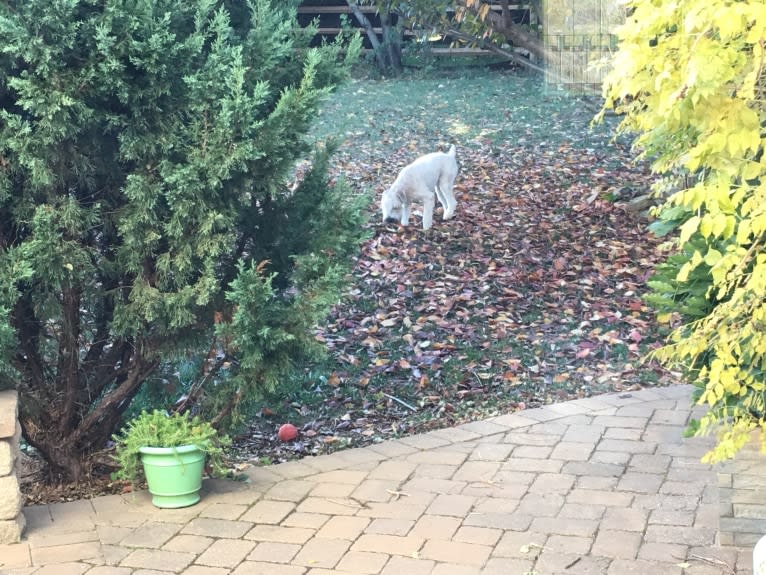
[[139, 444, 205, 508]]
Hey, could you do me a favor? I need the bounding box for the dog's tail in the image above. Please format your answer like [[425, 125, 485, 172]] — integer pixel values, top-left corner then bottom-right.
[[447, 144, 456, 157]]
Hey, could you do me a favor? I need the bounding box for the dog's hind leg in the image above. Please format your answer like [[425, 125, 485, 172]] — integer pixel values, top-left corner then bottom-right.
[[421, 194, 436, 230], [437, 175, 457, 220]]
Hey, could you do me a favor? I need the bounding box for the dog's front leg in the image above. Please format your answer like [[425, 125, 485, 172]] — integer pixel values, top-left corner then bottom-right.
[[400, 202, 411, 226]]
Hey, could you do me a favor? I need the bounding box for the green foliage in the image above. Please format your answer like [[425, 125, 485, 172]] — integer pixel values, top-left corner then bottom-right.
[[0, 0, 362, 479], [112, 410, 231, 483], [602, 0, 766, 461]]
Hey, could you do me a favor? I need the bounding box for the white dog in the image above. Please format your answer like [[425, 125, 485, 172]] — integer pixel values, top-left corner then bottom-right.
[[381, 145, 458, 230]]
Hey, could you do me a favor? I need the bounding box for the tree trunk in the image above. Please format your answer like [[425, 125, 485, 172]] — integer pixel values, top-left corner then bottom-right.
[[379, 4, 402, 73], [347, 1, 388, 71]]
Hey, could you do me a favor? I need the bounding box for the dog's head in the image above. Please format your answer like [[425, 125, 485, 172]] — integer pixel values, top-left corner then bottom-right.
[[381, 187, 404, 224]]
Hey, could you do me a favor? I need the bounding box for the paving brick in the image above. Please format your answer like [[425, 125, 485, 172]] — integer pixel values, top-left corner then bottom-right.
[[379, 555, 434, 575], [28, 564, 89, 575], [593, 415, 648, 429], [504, 432, 560, 446], [84, 567, 133, 575], [336, 550, 389, 574], [499, 458, 563, 473], [269, 461, 317, 479], [489, 413, 539, 429], [459, 419, 512, 437], [397, 434, 452, 450], [597, 438, 657, 454], [245, 525, 315, 544], [27, 529, 98, 548], [530, 517, 599, 538], [527, 421, 569, 435], [694, 504, 720, 528], [549, 442, 595, 461], [163, 534, 215, 553], [460, 481, 527, 500], [241, 500, 296, 524], [265, 481, 316, 502], [601, 507, 647, 532], [366, 441, 419, 459], [403, 477, 466, 495], [355, 499, 430, 521], [102, 544, 131, 566], [645, 525, 717, 546], [410, 464, 459, 479], [629, 453, 672, 473], [196, 539, 256, 568], [534, 550, 610, 574], [576, 475, 618, 490], [544, 534, 592, 554], [651, 409, 690, 426], [528, 472, 576, 494], [562, 424, 605, 443], [607, 559, 684, 575], [30, 541, 102, 565], [462, 511, 532, 531], [351, 479, 403, 503], [295, 498, 362, 516], [517, 493, 565, 517], [409, 514, 461, 540], [604, 427, 643, 440], [316, 516, 370, 540], [617, 472, 665, 494], [181, 567, 231, 575], [492, 530, 547, 558], [566, 488, 634, 507], [466, 444, 514, 461], [649, 509, 694, 526], [0, 542, 31, 568], [451, 462, 500, 482], [367, 461, 417, 481], [660, 480, 706, 497], [120, 548, 195, 571], [591, 529, 642, 559], [425, 494, 476, 517], [633, 494, 700, 511], [181, 518, 253, 538], [119, 521, 180, 548], [309, 482, 356, 498], [406, 450, 467, 466], [247, 541, 301, 563], [452, 526, 502, 546], [638, 542, 688, 563], [482, 557, 535, 574], [427, 427, 481, 444], [352, 534, 424, 555], [561, 461, 624, 477], [307, 470, 368, 485], [281, 513, 331, 529], [558, 503, 605, 520], [429, 563, 481, 575], [230, 561, 307, 575], [364, 518, 414, 536], [508, 445, 552, 459], [290, 537, 350, 568], [419, 540, 491, 565], [589, 450, 631, 465], [196, 502, 248, 520]]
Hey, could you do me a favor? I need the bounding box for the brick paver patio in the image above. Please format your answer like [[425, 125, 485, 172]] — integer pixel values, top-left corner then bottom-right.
[[0, 385, 755, 574]]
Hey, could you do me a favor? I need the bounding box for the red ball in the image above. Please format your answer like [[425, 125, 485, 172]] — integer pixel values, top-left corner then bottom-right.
[[277, 423, 298, 442]]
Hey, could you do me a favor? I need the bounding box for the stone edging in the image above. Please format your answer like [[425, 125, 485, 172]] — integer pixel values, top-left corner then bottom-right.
[[0, 390, 24, 543]]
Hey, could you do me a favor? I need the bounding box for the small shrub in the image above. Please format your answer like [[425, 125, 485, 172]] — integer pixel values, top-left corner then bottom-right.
[[112, 410, 231, 484]]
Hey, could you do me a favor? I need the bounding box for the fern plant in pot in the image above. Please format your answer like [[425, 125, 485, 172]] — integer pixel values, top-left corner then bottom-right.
[[113, 410, 231, 508]]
